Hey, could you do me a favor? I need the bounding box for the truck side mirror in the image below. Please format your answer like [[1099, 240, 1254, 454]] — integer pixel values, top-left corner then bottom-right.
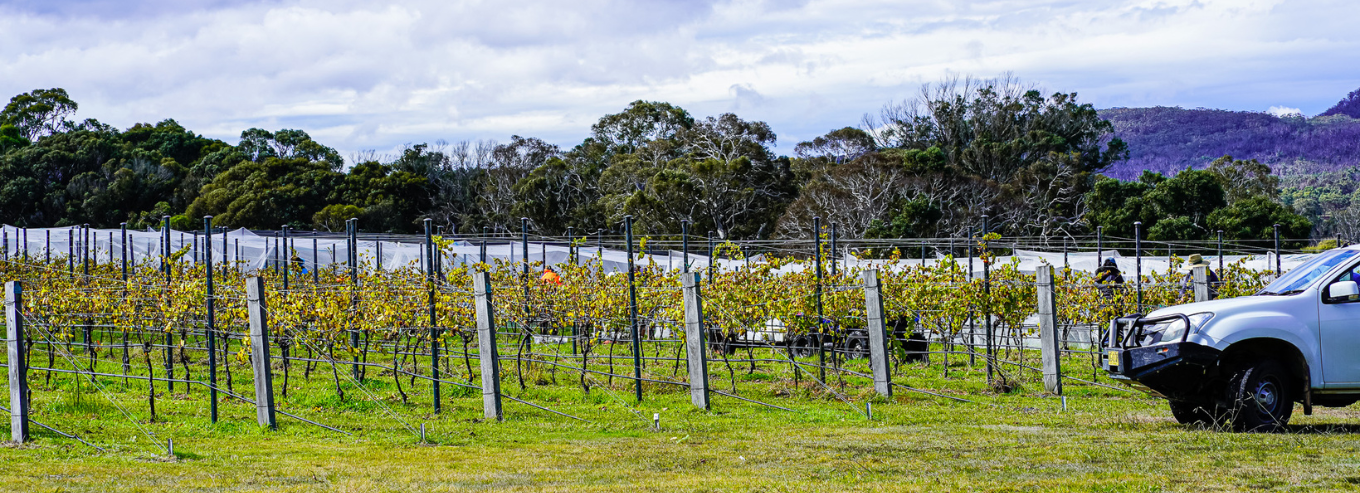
[[1329, 281, 1360, 302]]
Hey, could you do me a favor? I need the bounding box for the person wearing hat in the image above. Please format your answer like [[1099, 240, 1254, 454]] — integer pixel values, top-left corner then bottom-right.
[[1094, 257, 1124, 299], [1178, 254, 1219, 300], [540, 267, 563, 285]]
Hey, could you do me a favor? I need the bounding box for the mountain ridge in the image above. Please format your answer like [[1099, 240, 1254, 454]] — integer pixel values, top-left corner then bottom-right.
[[1098, 92, 1360, 180]]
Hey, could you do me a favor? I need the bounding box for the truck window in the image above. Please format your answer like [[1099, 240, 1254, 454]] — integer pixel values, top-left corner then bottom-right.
[[1259, 249, 1360, 295], [1336, 263, 1360, 285]]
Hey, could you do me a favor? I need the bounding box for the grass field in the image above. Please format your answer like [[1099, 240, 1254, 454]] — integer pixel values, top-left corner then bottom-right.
[[4, 347, 1360, 493]]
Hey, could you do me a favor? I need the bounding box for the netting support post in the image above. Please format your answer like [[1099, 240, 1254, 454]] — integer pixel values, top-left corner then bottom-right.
[[7, 281, 29, 444], [862, 269, 892, 398], [205, 216, 218, 423], [473, 271, 503, 421], [1193, 265, 1210, 303], [246, 276, 277, 430], [425, 219, 440, 413], [1036, 264, 1062, 395], [625, 216, 642, 402], [681, 272, 711, 410], [349, 219, 361, 382]]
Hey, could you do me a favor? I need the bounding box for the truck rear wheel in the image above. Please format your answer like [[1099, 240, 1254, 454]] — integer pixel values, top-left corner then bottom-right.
[[1226, 359, 1293, 432], [844, 331, 868, 359]]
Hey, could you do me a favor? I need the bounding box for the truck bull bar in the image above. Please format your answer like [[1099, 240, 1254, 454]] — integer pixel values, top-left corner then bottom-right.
[[1103, 313, 1220, 396]]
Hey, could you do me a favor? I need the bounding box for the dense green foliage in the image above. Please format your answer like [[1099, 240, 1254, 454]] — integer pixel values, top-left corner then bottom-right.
[[0, 80, 1325, 241], [1086, 156, 1310, 245]]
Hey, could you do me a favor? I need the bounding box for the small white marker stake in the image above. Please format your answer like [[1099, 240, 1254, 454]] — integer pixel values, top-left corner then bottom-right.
[[653, 413, 660, 431]]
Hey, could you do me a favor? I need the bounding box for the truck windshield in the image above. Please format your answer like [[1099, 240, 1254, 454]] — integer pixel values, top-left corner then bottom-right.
[[1258, 249, 1360, 295]]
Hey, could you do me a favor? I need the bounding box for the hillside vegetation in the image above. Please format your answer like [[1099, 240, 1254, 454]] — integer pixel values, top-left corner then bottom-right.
[[0, 78, 1329, 243], [1099, 106, 1360, 180], [1096, 87, 1360, 238]]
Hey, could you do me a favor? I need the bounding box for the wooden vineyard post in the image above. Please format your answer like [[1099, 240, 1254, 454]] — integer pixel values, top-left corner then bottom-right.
[[681, 272, 711, 410], [7, 281, 29, 443], [1193, 265, 1209, 303], [246, 277, 277, 429], [862, 269, 892, 398], [473, 270, 503, 421], [1036, 264, 1062, 395]]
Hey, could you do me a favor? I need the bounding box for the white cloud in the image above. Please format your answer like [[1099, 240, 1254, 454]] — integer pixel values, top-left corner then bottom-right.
[[1267, 106, 1303, 117], [0, 0, 1357, 157]]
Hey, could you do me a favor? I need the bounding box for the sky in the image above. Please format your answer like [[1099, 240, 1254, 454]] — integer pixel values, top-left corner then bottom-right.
[[2, 0, 1358, 160]]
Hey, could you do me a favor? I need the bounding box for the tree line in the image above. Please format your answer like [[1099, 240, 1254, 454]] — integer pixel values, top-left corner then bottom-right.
[[0, 77, 1311, 244]]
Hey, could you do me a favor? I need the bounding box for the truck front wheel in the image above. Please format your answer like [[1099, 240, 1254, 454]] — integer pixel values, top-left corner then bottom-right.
[[1226, 359, 1294, 432]]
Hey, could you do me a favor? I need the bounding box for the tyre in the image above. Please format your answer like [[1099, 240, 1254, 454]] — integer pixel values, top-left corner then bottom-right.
[[790, 335, 818, 358], [707, 330, 736, 356], [1168, 400, 1221, 426], [1225, 359, 1293, 432], [844, 331, 868, 360]]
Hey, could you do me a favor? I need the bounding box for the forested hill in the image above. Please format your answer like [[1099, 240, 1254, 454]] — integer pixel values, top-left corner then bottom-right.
[[1097, 89, 1360, 180], [0, 80, 1316, 244]]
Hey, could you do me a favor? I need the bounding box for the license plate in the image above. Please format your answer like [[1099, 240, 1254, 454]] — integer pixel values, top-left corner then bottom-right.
[[1108, 350, 1119, 366]]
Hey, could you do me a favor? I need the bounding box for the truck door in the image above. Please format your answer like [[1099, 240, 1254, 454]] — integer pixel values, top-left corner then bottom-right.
[[1319, 263, 1360, 385]]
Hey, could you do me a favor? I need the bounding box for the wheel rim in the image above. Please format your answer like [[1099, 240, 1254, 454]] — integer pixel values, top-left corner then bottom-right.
[[1253, 378, 1281, 418]]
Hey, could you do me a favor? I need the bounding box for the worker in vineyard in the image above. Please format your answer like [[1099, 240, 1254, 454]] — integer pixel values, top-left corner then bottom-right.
[[1178, 254, 1219, 300], [541, 266, 562, 285], [1094, 258, 1123, 298]]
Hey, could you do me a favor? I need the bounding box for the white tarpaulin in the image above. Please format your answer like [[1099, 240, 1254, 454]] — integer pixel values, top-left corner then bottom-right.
[[0, 224, 1312, 276], [0, 225, 745, 274]]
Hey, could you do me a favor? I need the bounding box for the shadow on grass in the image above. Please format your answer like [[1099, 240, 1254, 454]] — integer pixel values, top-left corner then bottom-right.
[[1285, 423, 1360, 434]]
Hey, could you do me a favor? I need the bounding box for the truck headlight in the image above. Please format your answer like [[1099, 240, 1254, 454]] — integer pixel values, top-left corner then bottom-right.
[[1147, 312, 1213, 344], [1186, 312, 1214, 332]]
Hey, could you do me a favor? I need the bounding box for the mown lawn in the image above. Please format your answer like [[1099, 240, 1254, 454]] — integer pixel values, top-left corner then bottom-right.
[[4, 352, 1360, 492]]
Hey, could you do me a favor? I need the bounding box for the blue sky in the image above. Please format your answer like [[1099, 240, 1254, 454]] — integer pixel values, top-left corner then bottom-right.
[[2, 0, 1358, 159]]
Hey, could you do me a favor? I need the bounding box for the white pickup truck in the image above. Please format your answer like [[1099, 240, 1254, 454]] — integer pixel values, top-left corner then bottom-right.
[[1105, 247, 1360, 431]]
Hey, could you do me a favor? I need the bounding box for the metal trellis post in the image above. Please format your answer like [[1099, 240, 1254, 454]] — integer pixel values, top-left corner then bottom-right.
[[1134, 221, 1143, 313], [625, 216, 643, 402], [162, 216, 173, 393], [982, 215, 993, 385], [1274, 224, 1282, 276], [813, 217, 825, 382], [682, 221, 689, 272], [830, 222, 838, 276], [1217, 230, 1224, 275], [349, 219, 361, 381], [205, 217, 218, 423], [426, 219, 440, 413]]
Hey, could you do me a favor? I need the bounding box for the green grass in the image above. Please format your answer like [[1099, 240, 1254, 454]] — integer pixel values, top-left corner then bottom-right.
[[4, 343, 1360, 492]]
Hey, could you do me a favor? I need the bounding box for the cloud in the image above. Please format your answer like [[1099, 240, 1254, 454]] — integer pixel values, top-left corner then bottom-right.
[[1, 0, 1358, 158], [1267, 106, 1303, 117], [729, 83, 766, 110]]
